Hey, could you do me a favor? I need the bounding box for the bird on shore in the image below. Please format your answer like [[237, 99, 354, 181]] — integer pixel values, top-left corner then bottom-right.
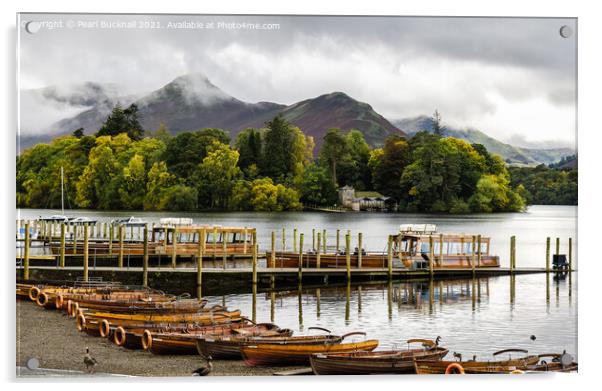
[[468, 355, 477, 362], [435, 336, 442, 346], [193, 355, 213, 376], [530, 335, 537, 341], [83, 347, 98, 373], [453, 352, 462, 362]]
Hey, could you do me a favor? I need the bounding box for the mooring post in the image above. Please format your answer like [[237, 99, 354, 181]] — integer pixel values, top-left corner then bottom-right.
[[103, 222, 107, 239], [252, 238, 258, 285], [387, 235, 393, 278], [477, 235, 482, 267], [222, 231, 227, 270], [108, 225, 113, 256], [546, 237, 551, 273], [151, 223, 156, 242], [197, 228, 205, 296], [59, 223, 66, 268], [23, 222, 30, 280], [118, 225, 124, 268], [471, 235, 476, 275], [345, 232, 351, 280], [316, 232, 321, 269], [510, 235, 516, 273], [298, 233, 304, 282], [322, 229, 326, 253], [143, 224, 149, 287], [336, 229, 340, 253], [358, 232, 363, 268], [312, 228, 316, 251], [72, 224, 78, 255], [271, 231, 276, 268], [293, 228, 298, 253], [243, 227, 248, 254], [568, 237, 573, 272], [83, 223, 89, 282], [282, 227, 286, 252], [439, 234, 443, 267], [172, 227, 178, 269], [555, 237, 560, 257], [429, 235, 434, 278]]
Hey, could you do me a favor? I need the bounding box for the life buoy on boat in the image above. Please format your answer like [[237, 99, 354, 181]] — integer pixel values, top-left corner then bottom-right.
[[141, 329, 153, 350], [99, 319, 111, 337], [114, 326, 127, 346], [445, 363, 465, 374], [55, 293, 64, 309], [66, 300, 73, 315], [71, 302, 79, 318], [76, 313, 86, 332], [36, 291, 49, 307], [28, 286, 40, 301]]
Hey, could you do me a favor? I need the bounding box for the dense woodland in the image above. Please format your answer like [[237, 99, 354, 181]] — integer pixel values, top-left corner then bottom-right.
[[16, 104, 576, 212]]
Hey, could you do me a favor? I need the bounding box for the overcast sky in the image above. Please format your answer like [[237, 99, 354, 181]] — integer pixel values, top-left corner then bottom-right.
[[18, 14, 577, 148]]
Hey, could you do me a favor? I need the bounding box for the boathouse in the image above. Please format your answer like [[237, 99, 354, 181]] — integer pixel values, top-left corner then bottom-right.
[[338, 186, 395, 211]]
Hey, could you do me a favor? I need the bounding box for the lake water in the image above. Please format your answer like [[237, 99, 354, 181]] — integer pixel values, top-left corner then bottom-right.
[[16, 205, 578, 360]]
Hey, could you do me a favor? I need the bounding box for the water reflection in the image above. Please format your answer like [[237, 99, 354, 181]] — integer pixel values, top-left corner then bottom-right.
[[220, 273, 576, 358]]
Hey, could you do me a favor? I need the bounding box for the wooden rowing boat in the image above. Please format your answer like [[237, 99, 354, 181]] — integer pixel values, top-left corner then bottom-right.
[[414, 349, 540, 374], [241, 337, 379, 366], [143, 323, 294, 355], [310, 339, 449, 375], [464, 353, 578, 374], [196, 327, 349, 359]]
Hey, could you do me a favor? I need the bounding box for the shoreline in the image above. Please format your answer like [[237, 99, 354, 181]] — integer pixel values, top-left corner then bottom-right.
[[16, 299, 304, 377]]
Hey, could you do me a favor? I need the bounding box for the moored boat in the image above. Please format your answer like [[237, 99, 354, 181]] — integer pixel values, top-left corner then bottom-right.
[[310, 338, 449, 375], [414, 349, 539, 374]]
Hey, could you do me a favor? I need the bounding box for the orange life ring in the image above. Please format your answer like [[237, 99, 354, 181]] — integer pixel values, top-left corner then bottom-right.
[[141, 329, 153, 350], [445, 363, 465, 374], [36, 291, 49, 307], [99, 319, 111, 337], [66, 300, 73, 315], [76, 313, 86, 332], [71, 302, 79, 318], [55, 293, 64, 309], [114, 326, 127, 346], [28, 286, 40, 301]]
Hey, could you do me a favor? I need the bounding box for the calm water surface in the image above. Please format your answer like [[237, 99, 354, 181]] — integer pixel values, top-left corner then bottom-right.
[[17, 205, 577, 358]]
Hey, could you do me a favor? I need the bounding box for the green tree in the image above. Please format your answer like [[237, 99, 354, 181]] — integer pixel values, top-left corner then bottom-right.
[[144, 161, 177, 210], [319, 128, 348, 185], [194, 141, 241, 208], [96, 104, 145, 141], [298, 164, 338, 206], [369, 135, 411, 200], [118, 154, 146, 209], [261, 115, 295, 181], [235, 128, 263, 173]]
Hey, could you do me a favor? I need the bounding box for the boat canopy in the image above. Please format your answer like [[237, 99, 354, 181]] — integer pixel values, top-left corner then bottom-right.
[[399, 224, 438, 234]]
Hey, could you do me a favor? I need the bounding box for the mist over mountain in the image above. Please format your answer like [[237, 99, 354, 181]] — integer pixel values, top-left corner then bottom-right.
[[18, 74, 574, 165]]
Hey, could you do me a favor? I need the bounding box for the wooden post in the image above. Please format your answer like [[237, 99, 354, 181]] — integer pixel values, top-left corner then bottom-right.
[[471, 235, 476, 275], [438, 234, 443, 267], [252, 240, 258, 285], [270, 231, 276, 268], [151, 223, 156, 242], [510, 236, 516, 273], [83, 223, 89, 282], [387, 235, 393, 278], [312, 228, 315, 251], [282, 228, 286, 252], [316, 232, 321, 269], [293, 228, 298, 253], [358, 232, 363, 268], [118, 225, 124, 268], [336, 229, 340, 253], [298, 233, 304, 282], [546, 237, 551, 273], [172, 228, 178, 268], [143, 224, 149, 287], [345, 232, 351, 281], [103, 222, 108, 239], [72, 224, 78, 255], [222, 231, 227, 270], [197, 228, 205, 295], [322, 229, 326, 253], [59, 223, 66, 268], [555, 237, 560, 256], [477, 235, 482, 267], [23, 222, 30, 280], [568, 237, 573, 272], [243, 227, 248, 254], [429, 235, 434, 277], [108, 225, 113, 256]]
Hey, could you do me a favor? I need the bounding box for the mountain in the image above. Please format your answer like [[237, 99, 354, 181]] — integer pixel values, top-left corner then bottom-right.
[[277, 92, 405, 149], [136, 74, 285, 133], [20, 74, 404, 151], [393, 115, 575, 166]]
